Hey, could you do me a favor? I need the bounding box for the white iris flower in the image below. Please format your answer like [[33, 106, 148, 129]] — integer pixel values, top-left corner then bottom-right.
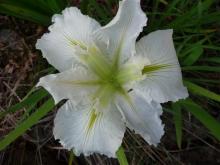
[[36, 0, 188, 157]]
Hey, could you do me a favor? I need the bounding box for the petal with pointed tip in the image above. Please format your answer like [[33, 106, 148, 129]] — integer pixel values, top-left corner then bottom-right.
[[94, 0, 147, 65], [36, 7, 100, 71], [135, 29, 188, 103], [37, 66, 98, 104], [116, 90, 164, 146]]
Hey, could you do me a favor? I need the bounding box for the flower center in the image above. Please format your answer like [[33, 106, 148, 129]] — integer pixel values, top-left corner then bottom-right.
[[81, 46, 142, 107], [104, 72, 122, 89]]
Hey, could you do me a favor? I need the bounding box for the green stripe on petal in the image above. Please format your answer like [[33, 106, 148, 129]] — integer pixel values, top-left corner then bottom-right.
[[53, 101, 125, 157], [87, 110, 100, 133], [142, 64, 171, 74], [65, 35, 87, 50]]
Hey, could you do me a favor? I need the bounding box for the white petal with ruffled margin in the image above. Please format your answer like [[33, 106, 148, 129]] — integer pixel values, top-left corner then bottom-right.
[[94, 0, 147, 64], [116, 90, 164, 146], [135, 29, 188, 103], [37, 66, 98, 104], [36, 7, 101, 72], [53, 100, 125, 157]]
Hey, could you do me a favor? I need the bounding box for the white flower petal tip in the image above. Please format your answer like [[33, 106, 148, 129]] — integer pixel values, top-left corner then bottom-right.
[[136, 29, 189, 103], [116, 90, 164, 146], [36, 67, 98, 105], [93, 0, 147, 64], [53, 101, 125, 157], [36, 7, 101, 72]]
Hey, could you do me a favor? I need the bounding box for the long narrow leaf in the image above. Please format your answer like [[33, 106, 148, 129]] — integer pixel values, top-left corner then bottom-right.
[[182, 44, 203, 66], [182, 66, 220, 72], [184, 80, 220, 102], [0, 88, 48, 119], [0, 0, 68, 25], [172, 102, 183, 149], [179, 99, 220, 140], [0, 3, 50, 25], [0, 99, 55, 151], [116, 146, 129, 165]]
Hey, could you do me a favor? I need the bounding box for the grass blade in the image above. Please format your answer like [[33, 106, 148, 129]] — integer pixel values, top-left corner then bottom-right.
[[184, 80, 220, 102], [182, 44, 203, 66], [202, 57, 220, 64], [0, 2, 50, 25], [0, 99, 55, 151], [0, 0, 68, 25], [68, 150, 74, 165], [172, 102, 182, 149], [182, 66, 220, 72], [0, 88, 48, 119], [116, 146, 128, 165], [180, 99, 220, 140]]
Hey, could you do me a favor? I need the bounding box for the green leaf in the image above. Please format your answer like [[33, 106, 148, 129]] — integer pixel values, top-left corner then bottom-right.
[[179, 99, 220, 140], [68, 150, 75, 165], [182, 44, 203, 66], [184, 80, 220, 102], [172, 102, 182, 149], [0, 99, 55, 151], [182, 66, 220, 72], [167, 0, 214, 29], [116, 146, 129, 165], [44, 0, 67, 14], [0, 0, 68, 25], [0, 2, 50, 25], [184, 78, 220, 85], [89, 0, 110, 22], [202, 57, 220, 64], [80, 0, 89, 14], [0, 88, 48, 120]]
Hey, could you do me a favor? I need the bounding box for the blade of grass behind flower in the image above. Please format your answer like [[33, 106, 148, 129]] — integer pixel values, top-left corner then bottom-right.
[[116, 146, 129, 165], [172, 102, 183, 149], [182, 66, 220, 72], [0, 2, 50, 25], [0, 99, 55, 151], [185, 78, 220, 86], [0, 0, 68, 25], [201, 57, 220, 64], [89, 0, 110, 22], [182, 44, 203, 66], [184, 80, 220, 102], [167, 0, 214, 29], [0, 88, 48, 120], [179, 99, 220, 140]]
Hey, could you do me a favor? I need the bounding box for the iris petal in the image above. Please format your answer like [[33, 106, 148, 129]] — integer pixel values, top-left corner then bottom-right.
[[135, 30, 188, 103], [93, 0, 147, 65], [53, 100, 125, 157], [36, 7, 101, 71], [116, 90, 164, 146]]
